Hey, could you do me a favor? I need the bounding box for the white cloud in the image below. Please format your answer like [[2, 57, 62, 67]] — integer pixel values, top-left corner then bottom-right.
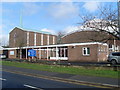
[[40, 28, 57, 35], [47, 3, 79, 19], [83, 2, 100, 12], [63, 26, 80, 34], [23, 3, 40, 15]]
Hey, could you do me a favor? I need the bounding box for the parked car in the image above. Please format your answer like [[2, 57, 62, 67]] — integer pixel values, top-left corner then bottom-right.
[[0, 54, 6, 59], [107, 52, 120, 65]]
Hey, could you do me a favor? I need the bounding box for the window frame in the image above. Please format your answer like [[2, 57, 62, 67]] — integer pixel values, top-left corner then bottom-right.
[[82, 47, 90, 56]]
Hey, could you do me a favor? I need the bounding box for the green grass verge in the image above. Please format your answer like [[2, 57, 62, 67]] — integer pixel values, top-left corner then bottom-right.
[[0, 61, 2, 65], [2, 61, 119, 78]]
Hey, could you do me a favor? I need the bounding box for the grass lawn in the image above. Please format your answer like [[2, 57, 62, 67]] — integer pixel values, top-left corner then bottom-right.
[[2, 61, 119, 79], [0, 61, 2, 64]]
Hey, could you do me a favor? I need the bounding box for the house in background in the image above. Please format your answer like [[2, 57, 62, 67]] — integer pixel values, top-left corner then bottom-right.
[[61, 30, 120, 53]]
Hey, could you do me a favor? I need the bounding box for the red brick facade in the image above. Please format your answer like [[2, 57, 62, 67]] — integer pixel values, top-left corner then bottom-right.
[[68, 44, 108, 62], [9, 27, 57, 48], [62, 31, 120, 52]]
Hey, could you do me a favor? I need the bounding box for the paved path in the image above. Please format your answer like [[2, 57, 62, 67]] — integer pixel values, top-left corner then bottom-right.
[[2, 65, 119, 88]]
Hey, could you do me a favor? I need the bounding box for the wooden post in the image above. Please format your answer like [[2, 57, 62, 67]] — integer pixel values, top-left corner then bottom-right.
[[20, 49, 22, 59], [64, 48, 66, 57], [26, 48, 27, 59], [39, 48, 41, 60], [56, 46, 58, 61]]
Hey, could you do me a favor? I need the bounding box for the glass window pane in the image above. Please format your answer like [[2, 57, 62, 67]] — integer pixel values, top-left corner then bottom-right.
[[84, 49, 86, 54], [87, 48, 90, 54]]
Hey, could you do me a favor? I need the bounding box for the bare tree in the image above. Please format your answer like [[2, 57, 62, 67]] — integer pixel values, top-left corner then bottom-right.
[[79, 2, 120, 40], [57, 31, 65, 44], [2, 41, 9, 48], [118, 0, 120, 39], [15, 32, 26, 59]]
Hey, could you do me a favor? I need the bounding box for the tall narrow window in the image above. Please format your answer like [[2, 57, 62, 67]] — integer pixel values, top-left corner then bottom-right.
[[82, 47, 90, 55]]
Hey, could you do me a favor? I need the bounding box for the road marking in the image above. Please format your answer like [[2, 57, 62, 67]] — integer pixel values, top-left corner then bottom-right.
[[102, 84, 119, 87], [0, 78, 6, 81], [24, 84, 43, 90]]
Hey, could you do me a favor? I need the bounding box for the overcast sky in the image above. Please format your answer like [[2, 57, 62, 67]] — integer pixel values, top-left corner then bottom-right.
[[0, 0, 118, 46]]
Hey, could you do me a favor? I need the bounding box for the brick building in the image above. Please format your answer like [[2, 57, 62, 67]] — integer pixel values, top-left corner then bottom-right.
[[1, 18, 119, 62], [62, 31, 120, 52], [4, 42, 108, 62], [1, 27, 117, 62], [9, 27, 57, 48]]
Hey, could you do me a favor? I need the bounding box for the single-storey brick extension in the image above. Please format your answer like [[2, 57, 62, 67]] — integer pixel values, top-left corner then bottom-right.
[[2, 42, 108, 62]]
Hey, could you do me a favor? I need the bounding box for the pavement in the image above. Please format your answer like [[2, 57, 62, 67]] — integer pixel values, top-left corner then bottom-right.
[[2, 65, 120, 89]]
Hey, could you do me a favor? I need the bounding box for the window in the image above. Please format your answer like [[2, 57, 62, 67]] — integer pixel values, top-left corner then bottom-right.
[[83, 47, 90, 55], [112, 52, 120, 56], [109, 44, 112, 48], [10, 51, 14, 55]]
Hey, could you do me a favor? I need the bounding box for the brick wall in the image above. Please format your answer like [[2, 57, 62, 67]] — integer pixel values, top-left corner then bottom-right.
[[29, 32, 34, 46], [0, 50, 3, 54], [9, 27, 26, 47], [9, 27, 57, 48], [62, 31, 108, 44], [43, 34, 47, 45], [68, 44, 98, 62], [97, 44, 108, 62], [8, 50, 16, 58], [36, 33, 41, 46]]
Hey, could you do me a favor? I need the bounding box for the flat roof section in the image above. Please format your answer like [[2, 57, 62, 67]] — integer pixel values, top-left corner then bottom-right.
[[2, 42, 108, 50]]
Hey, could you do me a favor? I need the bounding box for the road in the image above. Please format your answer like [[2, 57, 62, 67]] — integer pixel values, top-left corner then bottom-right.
[[1, 71, 99, 89]]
